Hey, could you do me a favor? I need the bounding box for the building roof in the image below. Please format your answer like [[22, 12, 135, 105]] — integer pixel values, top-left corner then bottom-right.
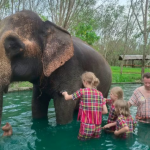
[[119, 55, 150, 60]]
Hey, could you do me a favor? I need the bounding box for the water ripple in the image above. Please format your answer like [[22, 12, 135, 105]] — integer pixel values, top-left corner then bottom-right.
[[0, 85, 149, 150]]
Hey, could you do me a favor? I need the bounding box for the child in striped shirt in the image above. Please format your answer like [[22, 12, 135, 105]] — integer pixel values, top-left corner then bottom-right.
[[103, 100, 136, 138], [105, 87, 123, 131], [62, 71, 108, 140]]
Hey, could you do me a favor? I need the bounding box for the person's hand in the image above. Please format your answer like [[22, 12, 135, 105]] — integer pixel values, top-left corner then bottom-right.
[[62, 91, 68, 96], [114, 130, 119, 136], [103, 124, 110, 129], [62, 92, 70, 100]]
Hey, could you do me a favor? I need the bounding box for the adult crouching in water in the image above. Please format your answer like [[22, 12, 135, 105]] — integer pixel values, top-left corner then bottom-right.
[[128, 72, 150, 123]]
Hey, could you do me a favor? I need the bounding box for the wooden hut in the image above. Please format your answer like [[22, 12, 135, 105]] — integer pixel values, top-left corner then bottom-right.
[[119, 55, 150, 67]]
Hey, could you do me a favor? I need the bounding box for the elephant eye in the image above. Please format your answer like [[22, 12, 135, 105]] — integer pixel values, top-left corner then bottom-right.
[[9, 43, 17, 48], [4, 35, 25, 58]]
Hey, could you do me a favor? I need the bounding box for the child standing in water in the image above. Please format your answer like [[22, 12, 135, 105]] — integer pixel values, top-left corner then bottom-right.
[[103, 100, 136, 138], [62, 72, 108, 140], [105, 87, 123, 131]]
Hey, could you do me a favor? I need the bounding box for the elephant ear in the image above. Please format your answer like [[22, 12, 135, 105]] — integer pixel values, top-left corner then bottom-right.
[[42, 21, 74, 77]]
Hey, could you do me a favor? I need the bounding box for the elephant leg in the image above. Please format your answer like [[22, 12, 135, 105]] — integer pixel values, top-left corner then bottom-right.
[[32, 84, 50, 119], [53, 95, 76, 124]]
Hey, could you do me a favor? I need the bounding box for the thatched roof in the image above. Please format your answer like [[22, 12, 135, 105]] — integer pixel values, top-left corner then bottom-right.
[[119, 55, 150, 60]]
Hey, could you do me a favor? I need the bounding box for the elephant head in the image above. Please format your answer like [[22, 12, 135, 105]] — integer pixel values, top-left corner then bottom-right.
[[0, 10, 74, 126]]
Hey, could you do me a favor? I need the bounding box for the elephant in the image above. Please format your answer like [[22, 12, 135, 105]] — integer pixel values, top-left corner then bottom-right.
[[0, 10, 112, 126]]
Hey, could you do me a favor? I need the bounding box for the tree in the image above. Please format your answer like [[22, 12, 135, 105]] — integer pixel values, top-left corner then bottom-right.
[[1, 0, 46, 17], [97, 2, 125, 59], [130, 0, 149, 77], [120, 5, 136, 74], [0, 0, 10, 20], [74, 20, 100, 45], [46, 0, 101, 30]]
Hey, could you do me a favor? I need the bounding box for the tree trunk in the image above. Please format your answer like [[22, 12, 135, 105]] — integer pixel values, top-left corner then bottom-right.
[[120, 60, 124, 75], [141, 0, 148, 78]]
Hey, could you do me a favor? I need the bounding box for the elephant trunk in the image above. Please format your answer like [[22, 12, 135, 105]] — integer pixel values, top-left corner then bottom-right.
[[0, 87, 3, 127], [0, 68, 11, 128], [0, 34, 12, 127]]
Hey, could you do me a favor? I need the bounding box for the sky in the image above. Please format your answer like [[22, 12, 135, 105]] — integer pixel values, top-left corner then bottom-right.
[[119, 0, 127, 5]]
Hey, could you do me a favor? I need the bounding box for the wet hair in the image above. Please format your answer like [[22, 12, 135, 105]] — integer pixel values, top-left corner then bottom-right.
[[81, 71, 100, 88], [114, 100, 130, 117], [111, 87, 123, 100], [143, 72, 150, 79]]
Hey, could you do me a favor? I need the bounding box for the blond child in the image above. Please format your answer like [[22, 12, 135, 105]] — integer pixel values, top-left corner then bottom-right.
[[103, 100, 136, 138], [62, 71, 108, 140], [105, 87, 123, 131]]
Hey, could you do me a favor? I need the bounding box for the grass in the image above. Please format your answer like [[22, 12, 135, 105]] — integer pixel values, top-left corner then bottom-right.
[[9, 81, 33, 89], [111, 66, 150, 83], [8, 66, 150, 89]]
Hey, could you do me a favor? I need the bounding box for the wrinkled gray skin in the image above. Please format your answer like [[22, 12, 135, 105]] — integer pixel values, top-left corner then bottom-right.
[[0, 10, 112, 126]]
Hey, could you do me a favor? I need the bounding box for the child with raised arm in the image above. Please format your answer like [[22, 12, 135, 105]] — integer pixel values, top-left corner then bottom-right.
[[103, 100, 136, 138], [105, 87, 123, 132], [62, 72, 108, 140]]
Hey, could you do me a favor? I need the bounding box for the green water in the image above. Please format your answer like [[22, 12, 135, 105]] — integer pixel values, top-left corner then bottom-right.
[[0, 84, 150, 150]]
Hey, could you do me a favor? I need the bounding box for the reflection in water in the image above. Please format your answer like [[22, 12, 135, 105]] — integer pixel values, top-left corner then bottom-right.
[[0, 84, 150, 150], [31, 118, 49, 150], [137, 123, 150, 147]]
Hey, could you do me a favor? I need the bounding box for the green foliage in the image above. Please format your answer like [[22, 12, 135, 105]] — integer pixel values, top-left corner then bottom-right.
[[74, 20, 100, 45], [112, 74, 141, 82], [39, 14, 48, 21], [100, 5, 124, 29], [10, 82, 32, 88], [111, 66, 150, 83], [9, 67, 150, 90], [5, 2, 10, 9]]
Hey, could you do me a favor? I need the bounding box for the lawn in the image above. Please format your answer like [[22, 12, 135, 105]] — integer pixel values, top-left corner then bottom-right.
[[9, 81, 33, 89], [9, 66, 150, 89], [111, 66, 150, 83]]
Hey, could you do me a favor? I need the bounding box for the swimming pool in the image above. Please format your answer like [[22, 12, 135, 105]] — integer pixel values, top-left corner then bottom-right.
[[0, 83, 150, 150]]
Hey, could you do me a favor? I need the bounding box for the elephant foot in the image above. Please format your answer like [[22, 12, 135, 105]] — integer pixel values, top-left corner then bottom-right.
[[56, 117, 73, 125]]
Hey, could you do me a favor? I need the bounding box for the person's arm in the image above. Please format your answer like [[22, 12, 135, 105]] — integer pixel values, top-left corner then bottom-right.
[[102, 104, 108, 114], [62, 92, 73, 100], [128, 101, 132, 108], [114, 126, 129, 136], [128, 89, 139, 107], [105, 98, 113, 105], [114, 116, 129, 136], [103, 122, 116, 129]]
